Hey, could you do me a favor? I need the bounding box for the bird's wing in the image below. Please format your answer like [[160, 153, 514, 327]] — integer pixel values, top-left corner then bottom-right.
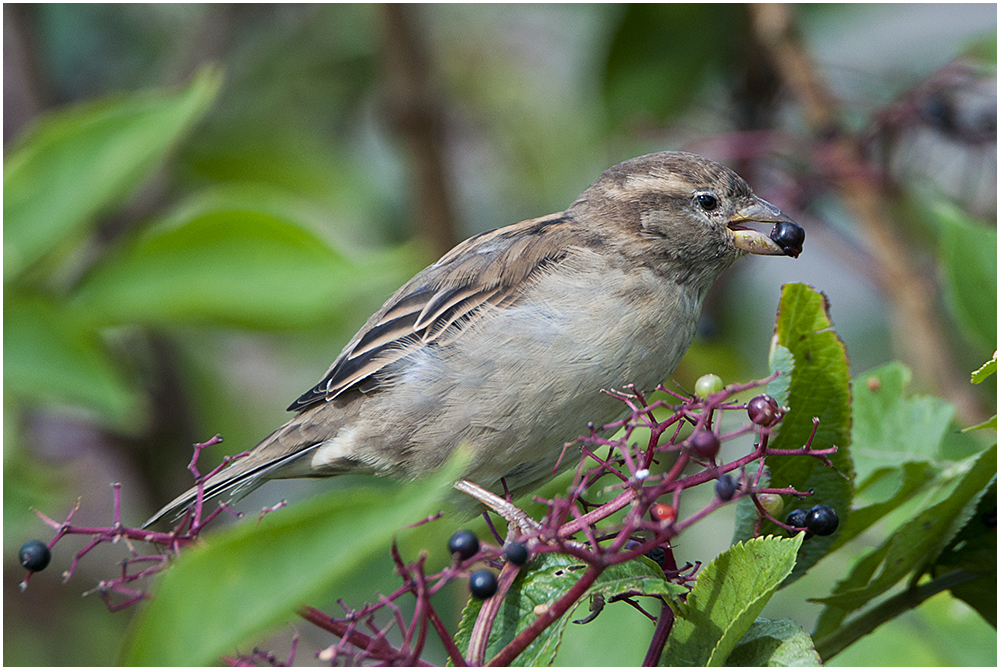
[[288, 213, 585, 411]]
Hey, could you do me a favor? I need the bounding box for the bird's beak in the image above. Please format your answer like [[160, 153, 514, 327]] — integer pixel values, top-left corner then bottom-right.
[[729, 197, 804, 258]]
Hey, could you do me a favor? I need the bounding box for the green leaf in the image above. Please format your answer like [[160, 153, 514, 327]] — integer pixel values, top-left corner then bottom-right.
[[766, 343, 794, 405], [71, 209, 424, 330], [812, 444, 996, 636], [662, 534, 803, 666], [455, 553, 681, 667], [119, 452, 467, 666], [851, 363, 956, 483], [962, 416, 997, 432], [3, 292, 143, 429], [970, 352, 996, 384], [833, 462, 937, 549], [735, 284, 854, 583], [934, 203, 997, 354], [931, 478, 997, 626], [726, 617, 822, 667], [3, 67, 221, 282]]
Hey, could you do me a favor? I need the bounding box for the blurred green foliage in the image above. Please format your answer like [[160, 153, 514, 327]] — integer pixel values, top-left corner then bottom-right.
[[3, 4, 995, 666]]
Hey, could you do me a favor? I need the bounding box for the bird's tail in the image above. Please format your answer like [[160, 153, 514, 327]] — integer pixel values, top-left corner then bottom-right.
[[141, 444, 322, 528]]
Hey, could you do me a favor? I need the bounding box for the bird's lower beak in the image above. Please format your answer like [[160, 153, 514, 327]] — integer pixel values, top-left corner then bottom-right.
[[729, 197, 804, 258]]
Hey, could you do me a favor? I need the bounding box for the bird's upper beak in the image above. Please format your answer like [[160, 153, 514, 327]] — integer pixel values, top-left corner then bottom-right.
[[728, 197, 804, 258]]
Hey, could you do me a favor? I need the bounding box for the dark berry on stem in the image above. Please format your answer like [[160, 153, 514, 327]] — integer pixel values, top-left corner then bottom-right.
[[645, 546, 666, 567], [469, 570, 498, 599], [806, 505, 839, 536], [690, 429, 720, 459], [448, 529, 480, 560], [504, 541, 529, 566], [715, 474, 737, 501], [747, 395, 780, 427], [770, 220, 805, 258], [785, 509, 808, 531], [19, 540, 51, 572]]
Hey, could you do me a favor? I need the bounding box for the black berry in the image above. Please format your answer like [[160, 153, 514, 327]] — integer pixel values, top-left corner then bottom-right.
[[805, 505, 839, 536], [690, 429, 720, 459], [19, 540, 51, 572], [504, 541, 529, 566], [770, 220, 805, 258], [448, 529, 480, 561], [645, 546, 666, 567], [785, 509, 808, 530], [715, 474, 737, 501], [469, 570, 498, 599], [747, 395, 780, 427]]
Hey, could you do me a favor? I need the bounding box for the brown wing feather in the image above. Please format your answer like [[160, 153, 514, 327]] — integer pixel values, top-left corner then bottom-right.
[[288, 213, 585, 411]]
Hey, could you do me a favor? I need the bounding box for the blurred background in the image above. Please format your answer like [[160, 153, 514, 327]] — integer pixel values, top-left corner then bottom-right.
[[4, 4, 996, 665]]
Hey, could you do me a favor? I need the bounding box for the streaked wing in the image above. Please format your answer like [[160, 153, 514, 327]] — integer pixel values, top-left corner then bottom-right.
[[288, 213, 582, 411]]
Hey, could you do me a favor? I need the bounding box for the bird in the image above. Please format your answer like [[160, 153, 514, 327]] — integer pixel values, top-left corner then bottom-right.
[[144, 151, 803, 527]]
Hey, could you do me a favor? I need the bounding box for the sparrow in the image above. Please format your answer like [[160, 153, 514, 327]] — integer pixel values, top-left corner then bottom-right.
[[144, 151, 803, 527]]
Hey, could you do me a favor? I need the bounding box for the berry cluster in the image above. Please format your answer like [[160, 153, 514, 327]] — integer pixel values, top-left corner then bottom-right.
[[786, 505, 839, 538], [17, 374, 841, 667]]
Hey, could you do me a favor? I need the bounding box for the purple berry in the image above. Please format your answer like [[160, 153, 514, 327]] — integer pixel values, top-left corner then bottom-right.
[[747, 395, 780, 427], [690, 429, 720, 459]]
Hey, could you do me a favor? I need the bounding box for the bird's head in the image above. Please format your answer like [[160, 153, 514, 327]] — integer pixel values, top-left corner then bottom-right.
[[569, 151, 804, 286]]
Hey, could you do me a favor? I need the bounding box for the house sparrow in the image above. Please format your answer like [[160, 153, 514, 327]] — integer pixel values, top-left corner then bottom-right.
[[144, 151, 803, 527]]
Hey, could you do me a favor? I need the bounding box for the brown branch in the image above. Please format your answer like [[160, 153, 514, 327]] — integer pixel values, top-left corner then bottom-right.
[[381, 4, 458, 257]]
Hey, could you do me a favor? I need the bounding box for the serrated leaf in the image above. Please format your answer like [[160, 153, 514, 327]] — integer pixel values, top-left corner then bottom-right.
[[71, 210, 424, 330], [852, 363, 956, 483], [4, 67, 221, 282], [455, 553, 681, 667], [931, 478, 997, 626], [934, 203, 997, 354], [662, 534, 803, 666], [970, 352, 997, 384], [727, 617, 821, 667], [812, 444, 996, 636], [3, 292, 144, 429], [735, 285, 854, 584], [120, 452, 467, 666]]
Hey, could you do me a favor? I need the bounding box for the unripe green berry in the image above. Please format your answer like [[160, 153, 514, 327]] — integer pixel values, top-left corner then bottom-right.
[[758, 493, 784, 518], [694, 374, 724, 398]]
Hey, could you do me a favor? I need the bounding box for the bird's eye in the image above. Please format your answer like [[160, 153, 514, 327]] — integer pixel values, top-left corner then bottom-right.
[[696, 193, 719, 211]]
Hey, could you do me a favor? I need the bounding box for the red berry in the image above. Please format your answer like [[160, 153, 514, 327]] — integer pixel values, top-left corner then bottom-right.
[[651, 503, 676, 524]]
